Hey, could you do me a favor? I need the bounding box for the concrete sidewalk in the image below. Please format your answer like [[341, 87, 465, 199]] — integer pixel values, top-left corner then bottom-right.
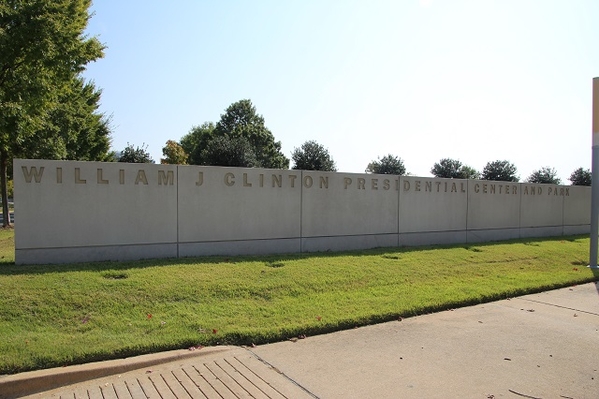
[[2, 282, 598, 399]]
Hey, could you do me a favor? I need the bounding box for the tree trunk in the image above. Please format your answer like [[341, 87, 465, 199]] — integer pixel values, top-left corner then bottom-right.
[[0, 150, 11, 227]]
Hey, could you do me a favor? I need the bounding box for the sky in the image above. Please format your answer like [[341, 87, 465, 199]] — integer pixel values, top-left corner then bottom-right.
[[83, 0, 599, 183]]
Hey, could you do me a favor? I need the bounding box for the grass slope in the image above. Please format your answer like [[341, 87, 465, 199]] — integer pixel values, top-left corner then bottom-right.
[[0, 230, 596, 374]]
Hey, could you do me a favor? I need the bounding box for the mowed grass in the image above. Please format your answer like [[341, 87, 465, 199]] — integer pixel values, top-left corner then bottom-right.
[[0, 229, 596, 374]]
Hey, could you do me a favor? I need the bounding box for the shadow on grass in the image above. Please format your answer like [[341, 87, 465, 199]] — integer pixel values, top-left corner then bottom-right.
[[0, 234, 592, 276]]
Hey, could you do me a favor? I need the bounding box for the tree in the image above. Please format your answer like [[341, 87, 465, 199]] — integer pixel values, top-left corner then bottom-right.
[[161, 140, 188, 165], [568, 167, 591, 186], [0, 0, 104, 225], [459, 165, 480, 180], [18, 77, 112, 162], [180, 122, 215, 165], [526, 167, 561, 184], [214, 99, 289, 169], [481, 160, 519, 182], [117, 143, 154, 164], [365, 154, 406, 175], [431, 158, 478, 179], [201, 135, 258, 167], [291, 140, 337, 171]]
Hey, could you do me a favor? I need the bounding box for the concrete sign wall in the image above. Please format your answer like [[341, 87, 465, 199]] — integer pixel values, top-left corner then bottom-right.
[[14, 159, 591, 265]]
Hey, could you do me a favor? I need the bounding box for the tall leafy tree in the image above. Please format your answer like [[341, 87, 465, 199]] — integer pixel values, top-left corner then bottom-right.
[[181, 100, 289, 168], [0, 0, 104, 225], [526, 167, 561, 184], [161, 140, 188, 165], [481, 160, 519, 182], [291, 140, 337, 171], [117, 143, 154, 164], [18, 77, 112, 161], [431, 158, 478, 179], [214, 99, 289, 169], [180, 122, 215, 165], [201, 135, 258, 167], [365, 154, 406, 175], [568, 167, 591, 186]]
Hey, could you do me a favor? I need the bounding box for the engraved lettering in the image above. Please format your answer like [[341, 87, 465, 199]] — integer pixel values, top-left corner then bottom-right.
[[490, 184, 496, 194], [483, 184, 488, 194], [97, 168, 109, 184], [415, 180, 421, 192], [474, 183, 480, 193], [56, 167, 62, 184], [512, 186, 517, 195], [243, 173, 252, 187], [289, 174, 297, 188], [383, 179, 390, 190], [460, 182, 466, 193], [22, 166, 45, 183], [436, 182, 442, 192], [272, 174, 282, 188], [119, 169, 125, 184], [505, 185, 510, 194], [320, 176, 329, 189], [303, 175, 313, 188], [259, 174, 264, 187], [158, 170, 174, 185], [565, 188, 569, 196], [134, 170, 148, 185], [75, 168, 86, 184], [371, 178, 378, 190], [224, 172, 235, 186], [451, 182, 457, 193], [403, 180, 411, 191], [195, 171, 204, 186], [357, 178, 366, 190], [425, 181, 432, 192], [344, 177, 352, 189]]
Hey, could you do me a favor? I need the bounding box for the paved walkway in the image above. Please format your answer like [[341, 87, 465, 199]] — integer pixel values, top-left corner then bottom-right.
[[2, 282, 598, 399]]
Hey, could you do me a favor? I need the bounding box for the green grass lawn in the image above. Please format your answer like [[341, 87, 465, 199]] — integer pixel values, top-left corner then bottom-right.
[[0, 229, 596, 374]]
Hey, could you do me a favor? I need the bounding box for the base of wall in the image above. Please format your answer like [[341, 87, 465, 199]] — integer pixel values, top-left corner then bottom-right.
[[15, 243, 178, 265], [301, 234, 399, 253], [400, 231, 468, 247], [564, 225, 591, 235], [15, 226, 592, 265], [179, 238, 301, 258], [519, 226, 564, 238], [466, 228, 521, 243]]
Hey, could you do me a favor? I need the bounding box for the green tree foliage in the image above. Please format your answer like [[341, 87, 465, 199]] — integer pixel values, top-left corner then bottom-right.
[[18, 77, 112, 161], [568, 167, 591, 186], [180, 100, 289, 168], [459, 165, 480, 180], [481, 160, 519, 182], [431, 158, 478, 179], [214, 99, 288, 169], [201, 135, 258, 167], [0, 0, 104, 225], [365, 154, 406, 175], [161, 140, 188, 165], [526, 167, 561, 184], [180, 122, 215, 165], [118, 143, 154, 164], [291, 140, 337, 171]]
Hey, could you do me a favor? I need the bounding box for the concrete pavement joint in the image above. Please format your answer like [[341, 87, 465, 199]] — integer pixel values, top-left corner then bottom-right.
[[517, 298, 599, 317], [248, 349, 321, 399]]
